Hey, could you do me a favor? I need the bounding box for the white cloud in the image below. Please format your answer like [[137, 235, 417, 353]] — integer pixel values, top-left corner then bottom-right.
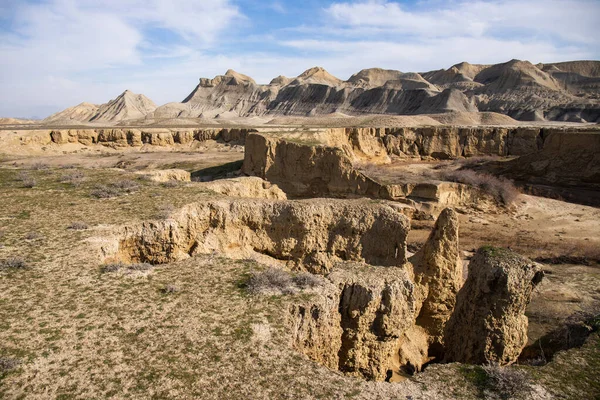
[[324, 0, 600, 44], [0, 0, 242, 117]]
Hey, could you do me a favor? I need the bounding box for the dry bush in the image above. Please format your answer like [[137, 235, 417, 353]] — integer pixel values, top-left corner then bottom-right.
[[101, 262, 153, 273], [90, 185, 122, 199], [127, 263, 153, 272], [67, 221, 89, 231], [292, 272, 322, 289], [442, 169, 520, 205], [246, 268, 321, 295], [91, 179, 140, 199], [29, 162, 49, 170], [0, 257, 28, 271], [161, 181, 182, 188], [111, 179, 140, 192], [482, 365, 530, 399], [247, 268, 294, 294], [17, 171, 37, 188], [60, 170, 86, 186], [0, 357, 20, 373]]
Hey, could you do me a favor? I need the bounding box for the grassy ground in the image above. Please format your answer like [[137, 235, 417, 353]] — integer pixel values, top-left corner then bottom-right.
[[0, 166, 599, 399]]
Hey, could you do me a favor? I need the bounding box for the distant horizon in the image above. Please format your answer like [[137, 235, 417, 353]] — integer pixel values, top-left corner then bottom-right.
[[1, 0, 599, 118]]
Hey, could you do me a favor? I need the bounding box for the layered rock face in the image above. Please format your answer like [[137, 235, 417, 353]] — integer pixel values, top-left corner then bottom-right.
[[106, 198, 410, 274], [242, 133, 382, 197], [47, 127, 254, 147], [444, 248, 544, 365]]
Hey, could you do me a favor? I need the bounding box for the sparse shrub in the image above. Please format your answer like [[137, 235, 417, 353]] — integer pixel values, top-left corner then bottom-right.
[[161, 180, 181, 188], [160, 284, 179, 294], [0, 357, 20, 373], [67, 221, 89, 231], [90, 185, 122, 199], [442, 169, 520, 205], [30, 162, 49, 171], [246, 268, 294, 294], [100, 262, 153, 273], [60, 170, 86, 186], [246, 268, 322, 294], [111, 179, 140, 192], [91, 179, 140, 198], [127, 263, 153, 272], [17, 171, 37, 188], [100, 263, 124, 273], [0, 257, 28, 271], [481, 365, 530, 399], [292, 272, 322, 289]]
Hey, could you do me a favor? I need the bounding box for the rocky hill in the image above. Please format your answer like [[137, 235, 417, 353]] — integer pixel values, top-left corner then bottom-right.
[[152, 59, 600, 123], [46, 60, 600, 123], [44, 90, 156, 125]]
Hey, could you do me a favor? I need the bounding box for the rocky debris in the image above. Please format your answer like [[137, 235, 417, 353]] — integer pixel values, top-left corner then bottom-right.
[[444, 247, 544, 365], [202, 177, 287, 200], [135, 169, 191, 183], [105, 199, 410, 273], [410, 208, 463, 355]]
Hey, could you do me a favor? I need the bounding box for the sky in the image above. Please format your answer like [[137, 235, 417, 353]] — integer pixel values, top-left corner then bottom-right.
[[1, 0, 599, 118]]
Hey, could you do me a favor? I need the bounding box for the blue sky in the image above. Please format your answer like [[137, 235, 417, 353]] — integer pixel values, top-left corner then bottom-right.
[[1, 0, 599, 118]]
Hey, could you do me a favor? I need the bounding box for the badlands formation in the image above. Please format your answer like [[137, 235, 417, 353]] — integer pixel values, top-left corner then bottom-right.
[[0, 59, 599, 399]]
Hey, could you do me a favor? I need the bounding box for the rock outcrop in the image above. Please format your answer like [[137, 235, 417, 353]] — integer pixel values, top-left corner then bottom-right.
[[135, 169, 191, 183], [444, 247, 544, 365], [410, 208, 463, 355], [105, 198, 410, 274], [100, 201, 543, 381]]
